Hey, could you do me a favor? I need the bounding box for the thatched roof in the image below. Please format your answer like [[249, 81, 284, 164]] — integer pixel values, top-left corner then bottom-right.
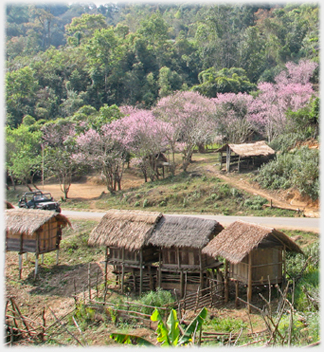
[[216, 141, 275, 157], [148, 215, 224, 249], [5, 208, 71, 236], [202, 220, 303, 264], [88, 209, 162, 251]]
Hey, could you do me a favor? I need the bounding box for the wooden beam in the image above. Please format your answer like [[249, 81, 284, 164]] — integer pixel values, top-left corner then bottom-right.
[[226, 147, 231, 172], [104, 247, 108, 293], [158, 248, 162, 289], [235, 280, 239, 307], [139, 249, 143, 296], [199, 249, 203, 290], [247, 252, 252, 313], [18, 254, 22, 279], [224, 260, 229, 303], [121, 248, 125, 294]]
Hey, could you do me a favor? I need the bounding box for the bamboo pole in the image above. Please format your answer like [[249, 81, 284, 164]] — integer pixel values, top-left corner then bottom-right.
[[224, 260, 229, 303], [139, 249, 143, 296], [104, 247, 108, 293], [226, 147, 231, 172], [199, 249, 203, 290], [35, 254, 39, 279], [158, 249, 162, 289], [18, 254, 22, 280], [235, 280, 239, 307], [247, 253, 252, 313], [121, 248, 125, 294]]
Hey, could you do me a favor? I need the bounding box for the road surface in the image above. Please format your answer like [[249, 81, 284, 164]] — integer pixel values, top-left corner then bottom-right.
[[62, 209, 320, 233]]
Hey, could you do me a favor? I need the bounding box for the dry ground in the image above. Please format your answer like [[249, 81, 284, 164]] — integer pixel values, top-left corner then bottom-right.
[[28, 153, 319, 217]]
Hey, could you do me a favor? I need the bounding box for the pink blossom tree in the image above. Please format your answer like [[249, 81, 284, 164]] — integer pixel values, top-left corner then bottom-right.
[[153, 91, 216, 172], [115, 109, 169, 181], [249, 60, 317, 142], [41, 119, 80, 200], [75, 123, 127, 193], [212, 92, 255, 143]]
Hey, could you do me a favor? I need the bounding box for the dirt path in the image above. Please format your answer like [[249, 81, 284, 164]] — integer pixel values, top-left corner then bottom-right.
[[194, 156, 319, 218], [30, 158, 319, 218]]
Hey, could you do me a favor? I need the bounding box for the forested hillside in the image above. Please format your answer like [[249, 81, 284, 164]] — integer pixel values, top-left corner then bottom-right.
[[6, 2, 319, 126], [5, 2, 320, 202]]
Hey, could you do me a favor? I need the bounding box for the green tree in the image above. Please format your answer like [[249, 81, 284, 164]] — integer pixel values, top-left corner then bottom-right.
[[86, 27, 122, 93], [65, 14, 107, 45], [6, 124, 42, 190], [6, 66, 39, 127]]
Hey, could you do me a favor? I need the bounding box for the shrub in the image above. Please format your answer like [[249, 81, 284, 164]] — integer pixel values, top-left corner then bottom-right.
[[138, 289, 175, 317], [256, 147, 319, 200], [207, 316, 247, 332]]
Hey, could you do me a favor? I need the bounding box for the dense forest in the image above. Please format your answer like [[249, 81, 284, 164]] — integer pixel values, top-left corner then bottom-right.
[[5, 2, 320, 201], [6, 2, 319, 126]]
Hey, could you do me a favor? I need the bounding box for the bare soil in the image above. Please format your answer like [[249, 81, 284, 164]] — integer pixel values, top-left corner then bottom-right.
[[32, 154, 319, 218], [5, 154, 319, 346]]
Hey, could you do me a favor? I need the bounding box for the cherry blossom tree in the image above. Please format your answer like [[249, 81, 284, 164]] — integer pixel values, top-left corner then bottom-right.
[[153, 91, 216, 172], [212, 92, 254, 143], [248, 60, 317, 142], [75, 123, 127, 193], [41, 119, 80, 199], [115, 109, 169, 181]]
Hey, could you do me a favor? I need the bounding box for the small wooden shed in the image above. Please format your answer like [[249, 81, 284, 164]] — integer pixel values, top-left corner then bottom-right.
[[5, 208, 71, 278], [202, 220, 303, 310], [216, 141, 275, 172], [88, 209, 162, 295], [148, 215, 224, 298]]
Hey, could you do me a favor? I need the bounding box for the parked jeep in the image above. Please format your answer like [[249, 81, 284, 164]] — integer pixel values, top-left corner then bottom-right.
[[18, 191, 61, 213]]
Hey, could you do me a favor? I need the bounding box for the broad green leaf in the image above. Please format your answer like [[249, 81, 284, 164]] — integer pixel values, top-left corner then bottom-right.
[[178, 307, 207, 346], [166, 309, 180, 346], [110, 333, 154, 346]]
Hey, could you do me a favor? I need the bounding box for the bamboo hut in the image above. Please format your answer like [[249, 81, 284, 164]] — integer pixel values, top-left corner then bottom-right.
[[148, 215, 224, 298], [5, 208, 71, 278], [88, 209, 163, 294], [202, 220, 303, 310], [216, 141, 275, 172]]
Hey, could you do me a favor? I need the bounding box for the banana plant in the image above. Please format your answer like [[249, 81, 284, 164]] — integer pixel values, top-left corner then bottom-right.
[[110, 307, 207, 347]]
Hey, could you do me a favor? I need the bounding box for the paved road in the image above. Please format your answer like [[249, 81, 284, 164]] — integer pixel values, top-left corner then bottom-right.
[[62, 209, 320, 233]]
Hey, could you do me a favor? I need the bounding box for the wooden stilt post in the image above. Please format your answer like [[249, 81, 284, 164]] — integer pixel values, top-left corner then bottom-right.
[[41, 253, 44, 264], [180, 270, 184, 298], [199, 250, 203, 291], [235, 280, 239, 307], [121, 248, 125, 294], [18, 254, 22, 279], [158, 249, 162, 289], [238, 155, 241, 172], [56, 249, 59, 265], [226, 146, 231, 173], [247, 252, 252, 313], [139, 249, 143, 296], [224, 260, 229, 303], [35, 254, 39, 278], [105, 247, 108, 293]]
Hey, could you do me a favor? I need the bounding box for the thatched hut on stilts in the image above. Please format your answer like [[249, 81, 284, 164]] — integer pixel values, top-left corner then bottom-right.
[[148, 215, 224, 298], [216, 141, 275, 172], [88, 209, 162, 295], [5, 208, 71, 279], [202, 220, 303, 312]]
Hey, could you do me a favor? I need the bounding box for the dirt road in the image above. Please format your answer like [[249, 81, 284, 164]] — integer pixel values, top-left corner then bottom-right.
[[62, 209, 320, 233]]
